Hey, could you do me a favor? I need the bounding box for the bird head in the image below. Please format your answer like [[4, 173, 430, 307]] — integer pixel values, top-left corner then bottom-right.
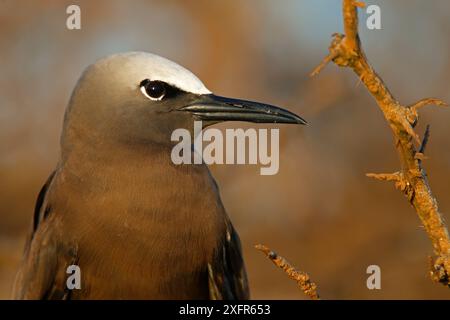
[[62, 52, 306, 149]]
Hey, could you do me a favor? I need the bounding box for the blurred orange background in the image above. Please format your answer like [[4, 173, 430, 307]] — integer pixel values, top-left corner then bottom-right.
[[1, 0, 450, 299]]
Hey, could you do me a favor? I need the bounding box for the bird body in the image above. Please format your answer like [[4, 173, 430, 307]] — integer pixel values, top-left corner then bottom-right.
[[13, 52, 305, 299]]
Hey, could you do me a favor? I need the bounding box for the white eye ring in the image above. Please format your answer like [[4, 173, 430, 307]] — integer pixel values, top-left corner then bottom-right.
[[140, 80, 166, 101], [140, 86, 163, 101]]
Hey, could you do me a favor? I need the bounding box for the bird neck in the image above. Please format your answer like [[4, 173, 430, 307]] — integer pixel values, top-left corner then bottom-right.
[[56, 134, 222, 236], [59, 132, 210, 192]]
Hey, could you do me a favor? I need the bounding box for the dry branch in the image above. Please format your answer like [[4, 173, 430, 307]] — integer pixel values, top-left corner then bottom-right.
[[255, 244, 320, 300], [312, 0, 450, 286]]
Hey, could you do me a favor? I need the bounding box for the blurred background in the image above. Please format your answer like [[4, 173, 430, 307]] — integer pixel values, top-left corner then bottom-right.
[[1, 0, 450, 299]]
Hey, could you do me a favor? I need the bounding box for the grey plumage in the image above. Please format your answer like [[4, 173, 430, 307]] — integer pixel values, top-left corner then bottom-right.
[[13, 52, 304, 299]]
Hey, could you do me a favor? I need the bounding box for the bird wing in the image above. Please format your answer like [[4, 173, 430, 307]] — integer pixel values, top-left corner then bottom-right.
[[12, 171, 74, 299], [208, 221, 250, 300]]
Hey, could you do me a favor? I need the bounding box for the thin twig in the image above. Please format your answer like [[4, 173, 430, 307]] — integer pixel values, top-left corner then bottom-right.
[[310, 51, 337, 77], [312, 0, 450, 286], [419, 125, 431, 154], [255, 244, 320, 300], [366, 172, 402, 182], [408, 98, 448, 111]]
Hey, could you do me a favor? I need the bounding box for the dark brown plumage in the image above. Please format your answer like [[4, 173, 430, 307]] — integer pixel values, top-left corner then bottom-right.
[[12, 52, 304, 299]]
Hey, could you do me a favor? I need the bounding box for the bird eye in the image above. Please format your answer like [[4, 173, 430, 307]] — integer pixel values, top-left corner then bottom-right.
[[140, 79, 166, 101]]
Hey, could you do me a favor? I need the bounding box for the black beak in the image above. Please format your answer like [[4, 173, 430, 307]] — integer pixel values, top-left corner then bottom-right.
[[179, 94, 307, 125]]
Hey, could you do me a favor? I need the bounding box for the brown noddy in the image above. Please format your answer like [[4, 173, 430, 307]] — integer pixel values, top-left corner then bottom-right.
[[12, 52, 306, 299]]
